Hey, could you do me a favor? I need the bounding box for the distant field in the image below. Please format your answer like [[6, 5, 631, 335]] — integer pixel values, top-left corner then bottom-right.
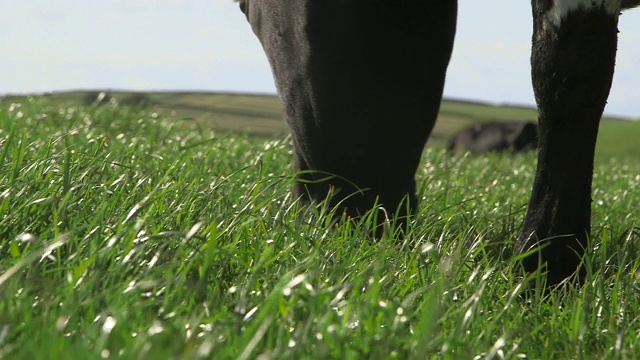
[[3, 90, 640, 158]]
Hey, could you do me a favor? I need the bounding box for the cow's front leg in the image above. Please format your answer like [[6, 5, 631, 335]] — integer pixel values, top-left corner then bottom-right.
[[242, 0, 457, 226], [516, 0, 621, 286]]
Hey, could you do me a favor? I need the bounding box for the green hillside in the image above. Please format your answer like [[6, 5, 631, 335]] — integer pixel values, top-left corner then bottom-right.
[[3, 90, 639, 158]]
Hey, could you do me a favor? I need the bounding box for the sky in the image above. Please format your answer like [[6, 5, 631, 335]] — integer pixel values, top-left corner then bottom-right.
[[2, 0, 640, 118]]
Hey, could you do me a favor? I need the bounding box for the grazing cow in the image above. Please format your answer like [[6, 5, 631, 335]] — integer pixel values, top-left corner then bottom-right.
[[240, 0, 457, 225], [447, 121, 538, 154], [240, 0, 639, 286]]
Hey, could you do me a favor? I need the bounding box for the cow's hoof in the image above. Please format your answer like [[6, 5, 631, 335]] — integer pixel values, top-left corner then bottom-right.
[[515, 232, 587, 288]]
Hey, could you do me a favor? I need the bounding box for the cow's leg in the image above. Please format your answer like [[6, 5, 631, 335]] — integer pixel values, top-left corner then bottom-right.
[[516, 0, 621, 285], [242, 0, 457, 224]]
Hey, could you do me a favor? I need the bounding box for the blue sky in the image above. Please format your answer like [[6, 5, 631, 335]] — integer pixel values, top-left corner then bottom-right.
[[3, 0, 640, 118]]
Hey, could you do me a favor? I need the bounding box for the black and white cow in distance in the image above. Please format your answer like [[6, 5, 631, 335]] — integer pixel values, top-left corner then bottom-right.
[[240, 0, 639, 286], [447, 121, 538, 154]]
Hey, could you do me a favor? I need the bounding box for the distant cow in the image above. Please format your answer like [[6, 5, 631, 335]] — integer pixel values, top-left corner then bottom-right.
[[447, 121, 538, 154], [240, 0, 639, 286]]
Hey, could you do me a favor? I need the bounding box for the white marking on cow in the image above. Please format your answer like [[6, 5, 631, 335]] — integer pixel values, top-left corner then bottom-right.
[[546, 0, 621, 27]]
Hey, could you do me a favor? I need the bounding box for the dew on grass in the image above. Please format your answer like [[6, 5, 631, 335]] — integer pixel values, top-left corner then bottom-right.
[[15, 233, 37, 243], [147, 252, 159, 269], [102, 316, 117, 334], [421, 242, 434, 254], [486, 336, 506, 359], [122, 280, 136, 294], [186, 222, 203, 239], [164, 312, 176, 319], [467, 268, 480, 284], [283, 274, 307, 296], [481, 268, 494, 281], [121, 249, 136, 264], [330, 288, 347, 305], [394, 314, 408, 324], [243, 306, 258, 321], [148, 320, 164, 336], [304, 282, 314, 292]]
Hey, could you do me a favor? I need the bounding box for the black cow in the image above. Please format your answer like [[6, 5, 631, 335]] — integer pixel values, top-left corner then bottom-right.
[[240, 0, 456, 225], [240, 0, 639, 286], [447, 121, 538, 154]]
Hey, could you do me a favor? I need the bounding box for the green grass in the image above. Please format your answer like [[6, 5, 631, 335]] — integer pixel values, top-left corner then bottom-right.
[[0, 98, 639, 359], [5, 90, 640, 158]]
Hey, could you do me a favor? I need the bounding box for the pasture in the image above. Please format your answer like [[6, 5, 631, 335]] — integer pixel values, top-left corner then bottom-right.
[[24, 90, 640, 158], [0, 94, 639, 358]]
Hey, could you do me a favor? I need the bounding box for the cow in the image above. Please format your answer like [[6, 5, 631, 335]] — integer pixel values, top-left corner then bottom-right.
[[239, 0, 639, 286], [447, 121, 538, 154]]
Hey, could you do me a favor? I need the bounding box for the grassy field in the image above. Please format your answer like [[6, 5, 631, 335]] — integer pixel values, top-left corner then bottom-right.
[[0, 96, 639, 358], [10, 90, 640, 159]]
